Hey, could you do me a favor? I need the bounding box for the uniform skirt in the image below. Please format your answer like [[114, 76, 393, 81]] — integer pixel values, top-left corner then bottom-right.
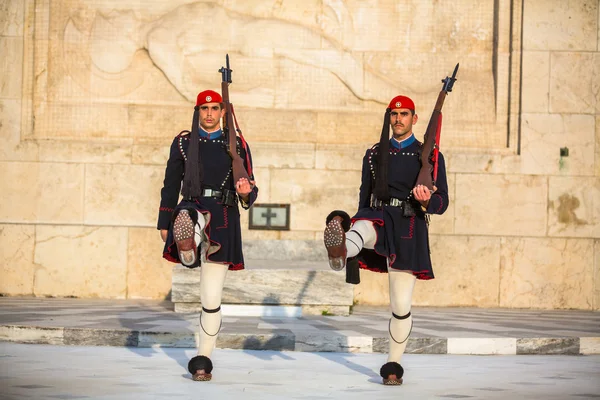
[[351, 205, 434, 280], [162, 199, 245, 271]]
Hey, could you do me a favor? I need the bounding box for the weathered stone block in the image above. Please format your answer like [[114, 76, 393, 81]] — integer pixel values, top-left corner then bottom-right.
[[454, 174, 547, 236], [520, 113, 595, 176], [0, 0, 25, 36], [521, 51, 550, 113], [171, 266, 352, 306], [516, 338, 579, 355], [0, 161, 84, 223], [0, 37, 23, 99], [269, 169, 361, 231], [127, 228, 173, 299], [415, 235, 501, 307], [547, 176, 600, 238], [84, 164, 164, 226], [0, 99, 39, 162], [251, 142, 315, 169], [38, 140, 133, 164], [550, 53, 596, 114], [34, 225, 128, 298], [242, 240, 327, 261], [523, 0, 598, 51], [499, 237, 594, 309], [595, 240, 600, 310], [0, 224, 35, 295]]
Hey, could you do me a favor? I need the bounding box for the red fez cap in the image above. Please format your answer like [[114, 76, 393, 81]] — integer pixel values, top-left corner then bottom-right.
[[196, 90, 222, 106], [388, 95, 415, 111]]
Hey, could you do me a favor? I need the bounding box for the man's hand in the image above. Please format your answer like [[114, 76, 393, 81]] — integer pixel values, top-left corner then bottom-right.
[[413, 184, 437, 208], [160, 229, 168, 242], [235, 177, 255, 201]]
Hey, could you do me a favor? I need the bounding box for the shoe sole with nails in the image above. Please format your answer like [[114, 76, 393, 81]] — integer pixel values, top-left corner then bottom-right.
[[173, 210, 197, 266], [324, 216, 346, 271]]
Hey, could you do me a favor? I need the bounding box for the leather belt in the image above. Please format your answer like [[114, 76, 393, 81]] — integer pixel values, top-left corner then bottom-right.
[[370, 195, 405, 208], [201, 188, 223, 198], [200, 187, 238, 207]]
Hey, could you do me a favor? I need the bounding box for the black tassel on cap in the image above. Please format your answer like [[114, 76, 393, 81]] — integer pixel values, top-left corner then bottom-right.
[[374, 108, 391, 201], [181, 105, 204, 199]]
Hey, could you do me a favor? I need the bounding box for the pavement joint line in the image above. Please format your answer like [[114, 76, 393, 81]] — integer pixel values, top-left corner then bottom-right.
[[1, 324, 598, 355]]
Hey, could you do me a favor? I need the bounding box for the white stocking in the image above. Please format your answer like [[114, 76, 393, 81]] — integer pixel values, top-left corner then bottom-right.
[[197, 261, 228, 358], [387, 268, 416, 363], [346, 220, 377, 257]]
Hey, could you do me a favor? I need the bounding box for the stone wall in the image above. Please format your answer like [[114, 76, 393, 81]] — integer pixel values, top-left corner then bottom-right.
[[0, 0, 598, 310]]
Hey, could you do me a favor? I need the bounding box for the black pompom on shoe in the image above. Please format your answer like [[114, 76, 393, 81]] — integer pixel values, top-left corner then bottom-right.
[[188, 355, 213, 381], [380, 361, 404, 386], [325, 210, 351, 232]]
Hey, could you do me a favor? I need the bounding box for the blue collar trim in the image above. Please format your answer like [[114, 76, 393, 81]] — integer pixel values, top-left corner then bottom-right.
[[391, 134, 415, 149], [199, 128, 223, 140]]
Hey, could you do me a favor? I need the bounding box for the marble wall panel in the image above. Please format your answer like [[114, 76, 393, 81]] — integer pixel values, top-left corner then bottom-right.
[[520, 113, 595, 176], [595, 239, 600, 310], [33, 103, 130, 140], [315, 144, 366, 171], [250, 142, 316, 169], [128, 105, 193, 143], [0, 99, 39, 162], [242, 240, 327, 262], [549, 53, 596, 114], [0, 224, 35, 295], [126, 227, 173, 299], [0, 0, 24, 36], [38, 141, 133, 164], [227, 108, 318, 144], [414, 235, 501, 307], [595, 53, 600, 115], [548, 176, 600, 238], [269, 169, 361, 231], [523, 0, 598, 51], [0, 161, 84, 223], [84, 164, 163, 226], [362, 52, 502, 150], [500, 237, 594, 309], [33, 225, 128, 298], [445, 152, 522, 175], [275, 57, 364, 111], [0, 36, 23, 99], [315, 111, 381, 146], [279, 231, 319, 241], [132, 144, 170, 166], [521, 51, 550, 113], [597, 116, 600, 177], [52, 13, 185, 104], [172, 266, 352, 305], [353, 269, 390, 306], [428, 173, 455, 235], [454, 174, 547, 236]]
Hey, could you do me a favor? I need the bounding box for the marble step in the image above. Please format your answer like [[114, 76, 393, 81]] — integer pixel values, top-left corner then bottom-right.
[[171, 261, 353, 316]]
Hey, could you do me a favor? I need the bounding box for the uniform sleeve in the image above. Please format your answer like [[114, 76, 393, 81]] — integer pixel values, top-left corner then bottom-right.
[[357, 149, 373, 211], [426, 152, 449, 215], [240, 141, 258, 210], [157, 138, 185, 230]]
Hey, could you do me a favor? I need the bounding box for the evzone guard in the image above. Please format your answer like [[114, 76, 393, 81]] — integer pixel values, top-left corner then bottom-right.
[[157, 55, 258, 381], [324, 66, 458, 385]]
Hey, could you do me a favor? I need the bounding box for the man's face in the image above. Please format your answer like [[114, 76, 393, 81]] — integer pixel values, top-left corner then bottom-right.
[[390, 108, 418, 139], [199, 102, 225, 131]]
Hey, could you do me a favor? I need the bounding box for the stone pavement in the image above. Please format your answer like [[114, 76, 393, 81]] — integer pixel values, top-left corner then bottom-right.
[[0, 297, 599, 355], [1, 343, 599, 399]]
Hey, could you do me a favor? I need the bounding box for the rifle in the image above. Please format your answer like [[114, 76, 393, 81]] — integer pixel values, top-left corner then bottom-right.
[[415, 63, 459, 191], [219, 54, 252, 187]]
